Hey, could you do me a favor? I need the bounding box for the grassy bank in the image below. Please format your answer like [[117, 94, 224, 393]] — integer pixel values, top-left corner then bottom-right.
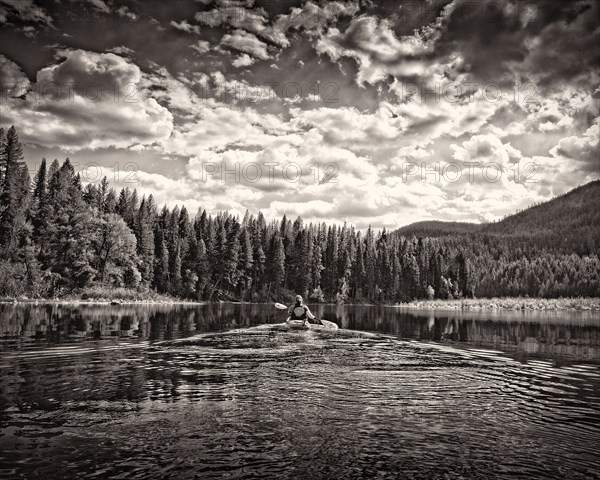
[[0, 287, 203, 305], [396, 297, 600, 311]]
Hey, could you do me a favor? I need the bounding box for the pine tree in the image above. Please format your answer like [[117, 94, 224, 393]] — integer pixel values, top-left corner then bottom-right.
[[0, 126, 30, 258], [154, 232, 170, 293], [171, 242, 182, 294], [195, 238, 209, 299], [271, 231, 285, 293], [40, 159, 98, 289], [104, 189, 117, 213], [365, 226, 377, 299], [98, 177, 109, 211], [223, 220, 241, 290], [238, 226, 253, 299], [135, 197, 155, 288], [29, 158, 47, 237], [0, 128, 5, 179]]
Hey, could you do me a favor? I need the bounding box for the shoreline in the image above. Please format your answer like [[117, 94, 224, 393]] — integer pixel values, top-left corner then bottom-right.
[[393, 297, 600, 311], [0, 298, 208, 306], [2, 296, 599, 311]]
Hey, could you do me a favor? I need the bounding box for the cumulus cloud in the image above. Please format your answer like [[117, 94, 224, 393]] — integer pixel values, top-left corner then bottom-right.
[[316, 3, 456, 85], [450, 134, 523, 165], [195, 0, 360, 49], [232, 53, 255, 68], [116, 6, 137, 21], [171, 19, 201, 34], [196, 5, 279, 40], [1, 50, 173, 150], [162, 103, 289, 154], [191, 40, 210, 54], [107, 45, 135, 56], [550, 118, 600, 172], [220, 29, 270, 60], [273, 1, 359, 36], [0, 55, 30, 97], [85, 0, 110, 14]]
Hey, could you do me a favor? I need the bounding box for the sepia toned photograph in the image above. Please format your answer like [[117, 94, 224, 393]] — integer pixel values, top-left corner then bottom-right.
[[0, 0, 599, 479]]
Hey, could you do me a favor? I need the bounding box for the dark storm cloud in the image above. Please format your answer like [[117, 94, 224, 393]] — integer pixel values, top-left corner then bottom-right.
[[0, 0, 53, 26], [436, 0, 600, 90]]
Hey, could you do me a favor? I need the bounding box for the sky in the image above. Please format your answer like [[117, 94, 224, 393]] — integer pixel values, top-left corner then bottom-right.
[[0, 0, 598, 229]]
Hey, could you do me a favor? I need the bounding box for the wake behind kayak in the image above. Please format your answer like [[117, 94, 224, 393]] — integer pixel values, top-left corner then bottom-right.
[[285, 318, 339, 332]]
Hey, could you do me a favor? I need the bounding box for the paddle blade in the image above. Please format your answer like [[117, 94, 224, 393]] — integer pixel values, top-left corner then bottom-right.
[[274, 302, 288, 310]]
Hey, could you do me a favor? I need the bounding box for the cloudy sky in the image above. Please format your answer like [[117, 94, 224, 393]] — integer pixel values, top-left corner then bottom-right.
[[0, 0, 598, 229]]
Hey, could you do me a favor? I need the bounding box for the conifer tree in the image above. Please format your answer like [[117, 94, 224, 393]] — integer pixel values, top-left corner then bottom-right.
[[0, 126, 29, 257]]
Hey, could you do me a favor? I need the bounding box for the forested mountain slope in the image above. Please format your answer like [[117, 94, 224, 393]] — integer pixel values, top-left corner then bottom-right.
[[395, 221, 481, 238], [397, 180, 600, 256], [484, 180, 600, 255]]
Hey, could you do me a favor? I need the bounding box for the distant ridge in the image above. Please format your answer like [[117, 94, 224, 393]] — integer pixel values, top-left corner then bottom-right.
[[395, 220, 481, 237], [396, 180, 600, 255]]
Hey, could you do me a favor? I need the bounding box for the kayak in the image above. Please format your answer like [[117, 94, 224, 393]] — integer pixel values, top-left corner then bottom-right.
[[285, 318, 339, 332], [286, 318, 309, 330]]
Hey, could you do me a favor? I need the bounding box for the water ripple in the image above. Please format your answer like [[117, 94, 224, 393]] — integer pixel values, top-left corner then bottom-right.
[[1, 305, 599, 479]]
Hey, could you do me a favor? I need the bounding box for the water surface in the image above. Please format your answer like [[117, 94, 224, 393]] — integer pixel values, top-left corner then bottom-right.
[[1, 303, 599, 479]]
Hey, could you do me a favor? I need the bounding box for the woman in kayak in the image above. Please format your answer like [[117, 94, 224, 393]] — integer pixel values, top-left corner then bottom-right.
[[288, 295, 316, 325]]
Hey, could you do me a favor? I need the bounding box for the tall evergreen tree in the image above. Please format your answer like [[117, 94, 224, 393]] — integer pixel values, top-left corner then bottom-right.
[[0, 126, 30, 258]]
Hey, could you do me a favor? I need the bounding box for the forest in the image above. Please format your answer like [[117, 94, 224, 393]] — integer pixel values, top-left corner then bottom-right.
[[1, 125, 599, 302]]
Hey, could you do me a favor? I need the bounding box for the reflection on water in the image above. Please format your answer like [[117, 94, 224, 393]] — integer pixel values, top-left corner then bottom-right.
[[2, 303, 598, 362], [323, 305, 600, 362], [1, 303, 599, 480]]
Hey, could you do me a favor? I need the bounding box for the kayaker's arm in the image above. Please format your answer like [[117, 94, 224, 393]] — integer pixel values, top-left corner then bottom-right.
[[304, 306, 315, 320]]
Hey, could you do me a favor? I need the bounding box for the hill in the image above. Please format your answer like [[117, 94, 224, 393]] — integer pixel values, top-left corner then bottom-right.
[[396, 180, 600, 255], [395, 220, 482, 237]]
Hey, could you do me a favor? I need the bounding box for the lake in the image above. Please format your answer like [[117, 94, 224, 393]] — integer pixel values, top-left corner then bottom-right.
[[1, 303, 599, 479]]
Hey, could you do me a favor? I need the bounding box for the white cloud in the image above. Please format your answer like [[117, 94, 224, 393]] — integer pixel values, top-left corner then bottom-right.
[[550, 118, 599, 169], [0, 55, 30, 97], [316, 3, 456, 86], [116, 6, 137, 21], [170, 20, 201, 34], [232, 53, 255, 68], [22, 25, 36, 37], [450, 134, 523, 165], [195, 0, 360, 50], [191, 40, 210, 54], [2, 50, 173, 150], [220, 29, 270, 60], [273, 1, 359, 37], [107, 45, 135, 56], [85, 0, 110, 14]]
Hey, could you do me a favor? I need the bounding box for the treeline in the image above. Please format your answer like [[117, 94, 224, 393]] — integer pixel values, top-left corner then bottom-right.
[[0, 125, 599, 301]]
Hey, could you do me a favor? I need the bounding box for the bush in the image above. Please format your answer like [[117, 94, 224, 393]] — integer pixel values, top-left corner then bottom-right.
[[0, 260, 28, 297]]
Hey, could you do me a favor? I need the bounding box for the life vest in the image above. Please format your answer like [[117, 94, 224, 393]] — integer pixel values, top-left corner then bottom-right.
[[289, 305, 308, 320]]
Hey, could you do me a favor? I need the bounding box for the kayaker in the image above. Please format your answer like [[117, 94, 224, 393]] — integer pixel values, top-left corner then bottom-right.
[[288, 295, 315, 325]]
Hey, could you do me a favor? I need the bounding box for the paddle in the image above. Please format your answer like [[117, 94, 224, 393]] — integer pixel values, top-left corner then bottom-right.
[[274, 302, 338, 329]]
